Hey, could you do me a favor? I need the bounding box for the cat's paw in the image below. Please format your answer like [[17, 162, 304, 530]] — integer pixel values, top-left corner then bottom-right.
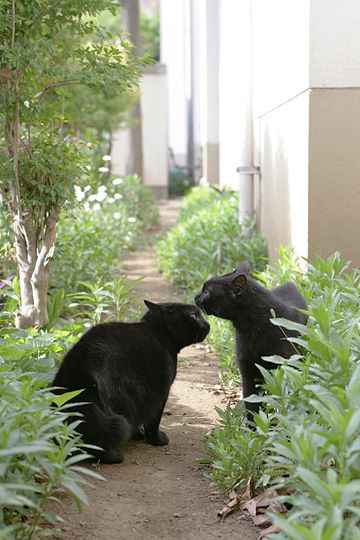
[[146, 430, 169, 446], [100, 448, 125, 464]]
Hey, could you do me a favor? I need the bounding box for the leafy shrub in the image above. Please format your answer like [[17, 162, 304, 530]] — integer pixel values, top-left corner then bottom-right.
[[157, 186, 267, 296], [0, 370, 101, 538], [205, 403, 267, 491], [206, 252, 360, 538], [206, 316, 239, 385], [67, 276, 141, 324], [52, 174, 158, 293]]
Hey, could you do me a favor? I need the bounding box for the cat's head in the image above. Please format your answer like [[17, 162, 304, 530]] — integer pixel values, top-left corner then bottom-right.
[[142, 300, 210, 348], [194, 261, 251, 320]]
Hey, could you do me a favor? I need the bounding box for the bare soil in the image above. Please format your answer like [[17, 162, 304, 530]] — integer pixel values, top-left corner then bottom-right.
[[52, 199, 259, 540]]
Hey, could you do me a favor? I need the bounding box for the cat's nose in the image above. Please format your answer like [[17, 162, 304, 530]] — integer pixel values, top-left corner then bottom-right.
[[194, 293, 202, 307]]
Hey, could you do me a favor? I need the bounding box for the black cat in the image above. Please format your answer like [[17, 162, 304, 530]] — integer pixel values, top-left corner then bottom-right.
[[52, 300, 210, 463], [195, 261, 307, 415]]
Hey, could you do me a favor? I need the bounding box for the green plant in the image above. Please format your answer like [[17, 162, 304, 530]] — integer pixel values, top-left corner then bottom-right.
[[205, 252, 360, 538], [157, 186, 267, 296], [0, 371, 102, 538], [0, 326, 79, 384], [67, 276, 140, 324], [52, 175, 158, 293], [207, 316, 239, 385], [206, 403, 268, 491]]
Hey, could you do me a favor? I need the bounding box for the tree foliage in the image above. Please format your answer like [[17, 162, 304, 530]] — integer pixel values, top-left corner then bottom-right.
[[0, 0, 148, 328]]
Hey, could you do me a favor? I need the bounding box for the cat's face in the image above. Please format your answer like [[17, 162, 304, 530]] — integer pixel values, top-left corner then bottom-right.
[[194, 262, 251, 321], [143, 301, 210, 347]]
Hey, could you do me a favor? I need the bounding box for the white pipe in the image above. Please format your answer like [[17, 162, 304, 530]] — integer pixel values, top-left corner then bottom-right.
[[237, 0, 254, 222]]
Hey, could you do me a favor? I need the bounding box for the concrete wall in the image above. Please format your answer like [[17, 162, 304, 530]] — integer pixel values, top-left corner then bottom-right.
[[141, 66, 168, 199], [260, 92, 309, 260], [160, 0, 187, 165], [253, 0, 360, 266], [309, 89, 360, 262], [219, 0, 253, 190]]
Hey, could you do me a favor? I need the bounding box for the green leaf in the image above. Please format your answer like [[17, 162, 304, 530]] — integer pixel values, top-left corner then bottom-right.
[[51, 389, 85, 408]]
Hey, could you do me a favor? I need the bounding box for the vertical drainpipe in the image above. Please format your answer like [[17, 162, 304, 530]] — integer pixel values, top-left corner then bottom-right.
[[185, 0, 195, 183], [237, 0, 257, 222]]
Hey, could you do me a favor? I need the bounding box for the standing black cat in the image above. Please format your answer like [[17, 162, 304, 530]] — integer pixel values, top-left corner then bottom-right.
[[52, 300, 210, 463], [195, 261, 307, 415]]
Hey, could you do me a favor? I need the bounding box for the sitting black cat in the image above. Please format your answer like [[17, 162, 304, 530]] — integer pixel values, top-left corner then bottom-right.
[[195, 261, 307, 415], [52, 300, 210, 463]]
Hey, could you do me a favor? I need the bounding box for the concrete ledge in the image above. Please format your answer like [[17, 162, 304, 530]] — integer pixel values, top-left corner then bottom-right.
[[148, 185, 169, 200]]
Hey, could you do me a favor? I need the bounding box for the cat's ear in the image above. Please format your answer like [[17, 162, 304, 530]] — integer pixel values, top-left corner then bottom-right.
[[235, 261, 251, 275], [231, 274, 247, 296], [144, 300, 163, 315]]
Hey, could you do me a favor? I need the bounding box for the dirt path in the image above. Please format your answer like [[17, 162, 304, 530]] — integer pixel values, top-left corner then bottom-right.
[[54, 200, 259, 540]]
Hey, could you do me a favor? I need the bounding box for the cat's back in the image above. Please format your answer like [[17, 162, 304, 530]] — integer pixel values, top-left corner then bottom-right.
[[54, 320, 175, 388], [272, 282, 307, 324], [68, 320, 168, 359]]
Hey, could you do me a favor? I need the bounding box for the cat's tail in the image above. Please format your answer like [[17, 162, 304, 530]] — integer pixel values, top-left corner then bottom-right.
[[59, 392, 132, 463]]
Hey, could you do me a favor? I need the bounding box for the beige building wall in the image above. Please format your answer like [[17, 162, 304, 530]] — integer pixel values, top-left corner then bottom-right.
[[309, 90, 360, 262]]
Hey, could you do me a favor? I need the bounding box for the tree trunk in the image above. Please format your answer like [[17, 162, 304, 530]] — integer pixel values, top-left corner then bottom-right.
[[120, 0, 143, 178], [12, 206, 59, 329]]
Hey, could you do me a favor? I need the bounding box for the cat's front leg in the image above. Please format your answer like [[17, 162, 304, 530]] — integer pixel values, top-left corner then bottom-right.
[[144, 407, 169, 446]]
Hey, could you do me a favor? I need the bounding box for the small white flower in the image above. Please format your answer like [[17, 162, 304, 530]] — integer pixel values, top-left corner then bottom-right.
[[93, 203, 101, 211], [24, 100, 30, 108], [128, 217, 136, 223], [84, 185, 91, 192], [114, 212, 122, 220], [102, 155, 112, 161], [98, 185, 107, 192], [98, 166, 109, 173], [114, 193, 123, 200], [83, 202, 90, 211], [95, 192, 107, 202], [108, 197, 115, 204], [112, 178, 123, 185], [88, 194, 97, 202], [74, 185, 85, 202]]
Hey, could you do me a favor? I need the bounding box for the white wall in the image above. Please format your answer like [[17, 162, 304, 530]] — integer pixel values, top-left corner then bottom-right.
[[252, 0, 310, 118], [310, 0, 360, 87], [260, 92, 309, 259], [218, 0, 253, 191], [141, 67, 168, 198], [253, 0, 311, 258], [160, 0, 187, 164]]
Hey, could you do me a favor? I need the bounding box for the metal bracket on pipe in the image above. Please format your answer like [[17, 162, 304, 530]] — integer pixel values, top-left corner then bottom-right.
[[236, 166, 261, 175]]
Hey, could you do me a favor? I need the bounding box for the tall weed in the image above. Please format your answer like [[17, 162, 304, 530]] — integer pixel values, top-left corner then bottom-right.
[[0, 370, 102, 538], [53, 174, 158, 292], [157, 186, 267, 296]]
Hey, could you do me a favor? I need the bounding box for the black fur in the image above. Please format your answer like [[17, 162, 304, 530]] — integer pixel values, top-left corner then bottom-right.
[[195, 261, 307, 415], [52, 300, 210, 463]]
